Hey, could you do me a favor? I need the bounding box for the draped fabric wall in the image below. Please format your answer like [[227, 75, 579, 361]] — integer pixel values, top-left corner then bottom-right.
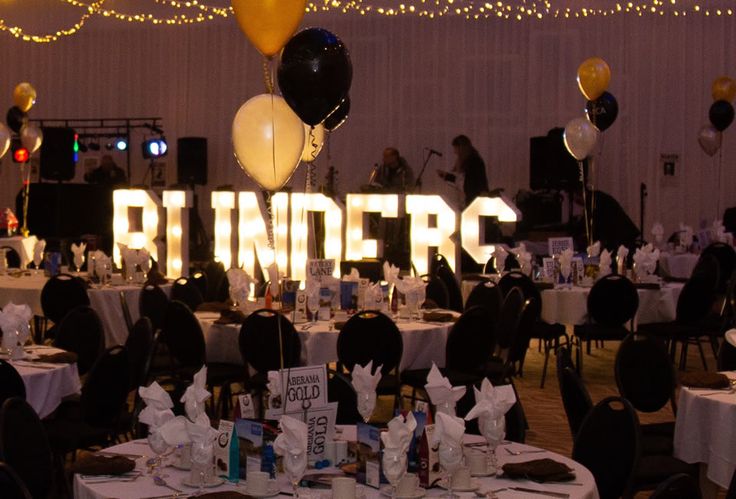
[[0, 12, 733, 243]]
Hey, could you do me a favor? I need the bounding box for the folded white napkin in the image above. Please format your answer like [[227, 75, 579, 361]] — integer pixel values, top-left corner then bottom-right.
[[679, 224, 693, 248], [431, 411, 465, 448], [139, 382, 176, 427], [158, 415, 190, 446], [633, 244, 660, 278], [424, 363, 466, 416], [0, 302, 31, 351], [493, 246, 508, 274], [383, 261, 400, 284], [266, 262, 280, 297], [181, 366, 210, 421], [598, 249, 612, 278], [138, 247, 151, 273], [351, 360, 383, 420], [616, 245, 629, 272], [364, 282, 384, 309], [381, 412, 417, 452], [94, 253, 112, 278], [586, 241, 601, 258], [71, 242, 86, 270], [274, 415, 309, 477], [118, 243, 136, 270], [342, 268, 360, 282], [651, 223, 664, 244], [227, 268, 253, 304], [464, 378, 516, 423], [186, 413, 218, 465], [558, 248, 574, 281], [32, 239, 45, 267]]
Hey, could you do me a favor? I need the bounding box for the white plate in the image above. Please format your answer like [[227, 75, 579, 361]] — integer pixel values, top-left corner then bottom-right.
[[171, 462, 191, 471], [470, 469, 496, 478], [240, 480, 280, 498], [181, 475, 225, 488], [380, 485, 426, 498], [437, 479, 480, 492]]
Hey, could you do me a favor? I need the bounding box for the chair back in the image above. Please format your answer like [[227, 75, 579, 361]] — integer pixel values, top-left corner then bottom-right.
[[700, 242, 735, 294], [327, 372, 363, 425], [139, 284, 169, 331], [615, 333, 676, 413], [125, 317, 153, 389], [498, 271, 542, 314], [337, 311, 402, 375], [445, 306, 494, 371], [40, 273, 90, 324], [0, 360, 25, 408], [496, 287, 524, 350], [204, 260, 229, 302], [587, 274, 638, 326], [718, 332, 736, 371], [504, 397, 527, 444], [431, 255, 463, 312], [161, 300, 206, 368], [53, 305, 104, 376], [239, 309, 301, 374], [0, 247, 21, 269], [465, 280, 502, 321], [557, 347, 593, 438], [190, 271, 209, 302], [650, 473, 702, 499], [119, 291, 134, 333], [572, 397, 640, 499], [0, 398, 54, 499], [424, 276, 450, 309], [0, 461, 32, 499], [676, 270, 718, 324], [172, 277, 204, 311], [506, 298, 537, 366], [81, 346, 130, 429]]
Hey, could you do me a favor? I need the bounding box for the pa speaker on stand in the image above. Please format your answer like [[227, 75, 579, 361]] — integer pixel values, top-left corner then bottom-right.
[[177, 137, 210, 263]]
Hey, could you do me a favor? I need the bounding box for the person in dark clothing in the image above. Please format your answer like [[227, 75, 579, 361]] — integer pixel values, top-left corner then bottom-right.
[[573, 188, 640, 250], [374, 147, 414, 192], [84, 155, 127, 186], [437, 135, 490, 207]]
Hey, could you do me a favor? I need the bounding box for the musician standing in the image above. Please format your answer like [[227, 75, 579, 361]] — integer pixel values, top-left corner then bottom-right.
[[437, 135, 489, 207], [375, 147, 414, 192]]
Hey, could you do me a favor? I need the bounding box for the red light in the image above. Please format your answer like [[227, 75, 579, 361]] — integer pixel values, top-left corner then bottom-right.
[[14, 148, 29, 163]]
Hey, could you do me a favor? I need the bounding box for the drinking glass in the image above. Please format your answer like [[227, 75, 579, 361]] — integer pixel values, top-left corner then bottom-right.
[[147, 429, 170, 476], [191, 440, 214, 495], [307, 295, 319, 323], [357, 391, 376, 423], [382, 447, 407, 499], [283, 448, 308, 499], [479, 417, 505, 470], [438, 441, 463, 499]]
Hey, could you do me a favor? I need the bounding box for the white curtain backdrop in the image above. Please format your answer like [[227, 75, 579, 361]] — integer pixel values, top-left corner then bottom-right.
[[0, 9, 733, 241]]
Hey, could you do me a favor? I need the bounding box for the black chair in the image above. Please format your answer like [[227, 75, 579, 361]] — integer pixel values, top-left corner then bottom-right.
[[615, 333, 677, 456], [430, 254, 463, 312], [718, 332, 736, 371], [0, 360, 25, 408], [203, 260, 229, 302], [190, 271, 209, 301], [498, 271, 567, 387], [727, 467, 736, 499], [649, 473, 701, 499], [465, 280, 502, 321], [327, 372, 363, 425], [0, 397, 55, 499], [52, 305, 104, 376], [171, 276, 204, 312], [139, 284, 169, 332], [572, 397, 639, 499], [489, 295, 537, 384], [0, 461, 32, 499], [44, 346, 131, 455], [573, 274, 639, 376], [40, 273, 90, 339], [556, 346, 592, 439], [337, 311, 404, 406], [700, 242, 735, 294], [0, 246, 21, 268], [125, 317, 154, 390], [119, 290, 134, 334], [424, 275, 450, 309]]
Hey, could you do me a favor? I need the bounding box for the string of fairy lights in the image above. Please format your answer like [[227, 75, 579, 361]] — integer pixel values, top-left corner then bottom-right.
[[2, 0, 735, 44]]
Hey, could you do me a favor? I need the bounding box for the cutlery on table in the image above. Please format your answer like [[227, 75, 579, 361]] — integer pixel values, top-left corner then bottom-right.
[[153, 475, 184, 494], [503, 447, 547, 456], [508, 487, 570, 498]]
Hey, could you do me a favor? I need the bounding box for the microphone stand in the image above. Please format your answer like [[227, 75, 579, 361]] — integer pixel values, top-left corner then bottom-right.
[[639, 182, 647, 244], [415, 149, 436, 192]]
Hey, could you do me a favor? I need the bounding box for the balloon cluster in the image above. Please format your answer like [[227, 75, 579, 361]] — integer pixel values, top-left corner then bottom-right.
[[698, 77, 736, 157], [3, 83, 43, 160], [563, 57, 617, 161], [230, 0, 352, 192]]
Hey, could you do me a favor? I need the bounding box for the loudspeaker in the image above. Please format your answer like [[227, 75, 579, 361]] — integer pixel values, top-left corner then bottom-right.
[[177, 137, 207, 185], [40, 127, 77, 181]]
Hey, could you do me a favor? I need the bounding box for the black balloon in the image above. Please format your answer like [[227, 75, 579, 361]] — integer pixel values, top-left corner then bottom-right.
[[709, 100, 735, 132], [278, 28, 353, 126], [6, 106, 26, 133], [323, 96, 350, 132], [585, 92, 618, 131]]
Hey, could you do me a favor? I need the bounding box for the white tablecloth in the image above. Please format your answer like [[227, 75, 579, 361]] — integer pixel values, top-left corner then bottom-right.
[[659, 252, 699, 279], [540, 283, 684, 326], [9, 347, 81, 418], [674, 374, 736, 489], [74, 428, 599, 499], [197, 314, 454, 371], [0, 274, 171, 347], [0, 235, 37, 269]]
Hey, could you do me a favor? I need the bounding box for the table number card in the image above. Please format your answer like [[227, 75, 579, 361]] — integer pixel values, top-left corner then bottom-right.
[[265, 365, 329, 418], [307, 259, 336, 282], [294, 290, 308, 323], [572, 257, 584, 284], [542, 257, 556, 279], [548, 237, 574, 257]]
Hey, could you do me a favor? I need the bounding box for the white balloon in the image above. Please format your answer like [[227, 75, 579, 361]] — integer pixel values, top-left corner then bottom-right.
[[20, 124, 43, 154], [563, 117, 599, 161], [232, 94, 305, 191], [301, 124, 325, 163], [0, 123, 10, 159]]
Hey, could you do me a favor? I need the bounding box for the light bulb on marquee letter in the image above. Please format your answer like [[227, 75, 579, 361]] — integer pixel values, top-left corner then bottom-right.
[[163, 190, 192, 277], [460, 196, 519, 264], [113, 189, 163, 268], [271, 192, 290, 274], [212, 191, 235, 269], [345, 194, 398, 260], [290, 193, 343, 281], [237, 191, 276, 276], [405, 194, 457, 275]]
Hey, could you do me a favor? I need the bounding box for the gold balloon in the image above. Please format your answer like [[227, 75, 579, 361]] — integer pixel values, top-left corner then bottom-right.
[[231, 0, 306, 57], [577, 57, 611, 101], [712, 76, 736, 102], [13, 82, 36, 112]]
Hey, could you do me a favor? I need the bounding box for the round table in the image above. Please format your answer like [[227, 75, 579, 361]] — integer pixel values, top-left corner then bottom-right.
[[659, 252, 699, 279], [197, 314, 455, 371], [8, 346, 81, 418], [74, 428, 599, 499], [674, 373, 736, 493]]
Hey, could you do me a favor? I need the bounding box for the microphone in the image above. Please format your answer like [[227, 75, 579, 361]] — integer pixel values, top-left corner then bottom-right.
[[425, 147, 443, 157]]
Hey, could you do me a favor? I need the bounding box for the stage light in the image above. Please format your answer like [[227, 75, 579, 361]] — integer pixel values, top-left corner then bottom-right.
[[142, 137, 168, 159], [115, 138, 128, 151], [13, 147, 29, 163]]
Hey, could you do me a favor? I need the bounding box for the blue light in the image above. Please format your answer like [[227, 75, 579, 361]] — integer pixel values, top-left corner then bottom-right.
[[115, 139, 128, 151]]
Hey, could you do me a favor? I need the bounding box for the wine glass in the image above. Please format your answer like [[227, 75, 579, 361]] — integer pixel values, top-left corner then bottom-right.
[[405, 291, 418, 321], [73, 253, 84, 275], [32, 252, 42, 275], [147, 429, 171, 476], [438, 441, 463, 499], [382, 447, 407, 499], [307, 295, 319, 324], [283, 448, 308, 499], [191, 440, 214, 495], [357, 391, 376, 424], [479, 416, 505, 471]]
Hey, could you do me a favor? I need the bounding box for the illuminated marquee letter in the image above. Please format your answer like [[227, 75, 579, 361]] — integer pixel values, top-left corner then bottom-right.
[[405, 194, 457, 275], [290, 193, 343, 280], [212, 191, 235, 269], [113, 189, 163, 268], [237, 191, 277, 276], [461, 196, 520, 264], [345, 194, 398, 261], [162, 190, 192, 277]]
